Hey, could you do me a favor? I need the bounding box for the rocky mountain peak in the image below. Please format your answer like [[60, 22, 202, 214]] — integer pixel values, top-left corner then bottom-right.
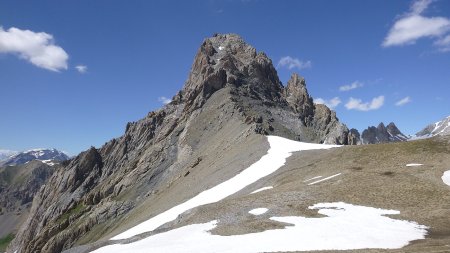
[[180, 33, 282, 111], [415, 115, 450, 138], [284, 73, 314, 122], [9, 34, 355, 253], [0, 148, 69, 167]]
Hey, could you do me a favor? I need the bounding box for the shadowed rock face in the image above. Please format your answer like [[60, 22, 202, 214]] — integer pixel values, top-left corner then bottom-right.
[[10, 34, 353, 253], [361, 122, 408, 144]]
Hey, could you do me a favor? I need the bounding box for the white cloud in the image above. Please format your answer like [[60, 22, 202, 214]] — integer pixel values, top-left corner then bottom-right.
[[345, 96, 385, 111], [0, 26, 68, 71], [395, 96, 412, 106], [75, 65, 87, 73], [339, 81, 364, 92], [410, 0, 432, 15], [314, 97, 341, 109], [277, 56, 312, 70], [434, 34, 450, 51], [382, 0, 450, 50], [158, 96, 171, 105]]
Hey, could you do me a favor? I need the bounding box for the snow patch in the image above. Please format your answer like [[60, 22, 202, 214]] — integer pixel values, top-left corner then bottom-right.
[[406, 163, 423, 167], [111, 136, 338, 240], [303, 176, 322, 182], [249, 208, 268, 215], [41, 159, 56, 166], [442, 170, 450, 186], [218, 46, 224, 50], [250, 186, 273, 194], [308, 173, 341, 185], [93, 202, 427, 253]]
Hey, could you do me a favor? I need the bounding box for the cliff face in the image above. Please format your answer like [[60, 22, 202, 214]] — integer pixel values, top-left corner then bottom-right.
[[10, 34, 352, 253]]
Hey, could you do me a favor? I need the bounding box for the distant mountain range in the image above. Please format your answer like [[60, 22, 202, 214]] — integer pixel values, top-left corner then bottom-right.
[[415, 115, 450, 139], [0, 150, 18, 161], [360, 122, 408, 144], [0, 149, 69, 167]]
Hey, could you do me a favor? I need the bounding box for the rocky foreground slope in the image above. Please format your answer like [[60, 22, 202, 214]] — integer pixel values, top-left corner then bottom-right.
[[9, 34, 354, 253]]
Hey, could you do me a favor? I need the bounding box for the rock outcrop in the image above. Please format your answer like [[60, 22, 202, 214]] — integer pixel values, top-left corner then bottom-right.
[[361, 122, 408, 144], [9, 34, 353, 253]]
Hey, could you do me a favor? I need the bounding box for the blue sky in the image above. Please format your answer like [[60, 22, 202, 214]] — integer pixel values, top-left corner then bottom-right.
[[1, 0, 449, 155]]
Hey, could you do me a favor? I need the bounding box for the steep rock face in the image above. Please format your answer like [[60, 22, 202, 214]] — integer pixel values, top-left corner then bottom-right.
[[10, 34, 352, 253], [284, 73, 314, 123], [347, 128, 361, 145], [361, 122, 408, 144]]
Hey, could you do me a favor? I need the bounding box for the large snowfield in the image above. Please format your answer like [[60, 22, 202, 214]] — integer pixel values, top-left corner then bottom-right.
[[93, 202, 427, 253], [92, 136, 428, 252]]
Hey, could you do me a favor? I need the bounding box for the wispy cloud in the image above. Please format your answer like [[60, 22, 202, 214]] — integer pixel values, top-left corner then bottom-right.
[[158, 96, 171, 105], [382, 0, 450, 51], [0, 26, 68, 71], [434, 34, 450, 51], [277, 56, 312, 70], [339, 81, 364, 92], [75, 65, 87, 74], [314, 97, 341, 109], [395, 96, 412, 106], [345, 96, 385, 111]]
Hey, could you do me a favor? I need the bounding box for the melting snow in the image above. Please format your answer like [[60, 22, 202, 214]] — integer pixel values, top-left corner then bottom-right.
[[303, 176, 322, 182], [111, 136, 338, 240], [442, 170, 450, 186], [406, 163, 423, 167], [250, 186, 273, 194], [41, 159, 56, 166], [249, 208, 268, 215], [308, 173, 341, 185], [93, 202, 427, 253]]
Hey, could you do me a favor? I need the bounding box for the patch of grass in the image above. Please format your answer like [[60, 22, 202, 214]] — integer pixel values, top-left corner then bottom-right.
[[56, 203, 85, 224], [0, 233, 15, 251]]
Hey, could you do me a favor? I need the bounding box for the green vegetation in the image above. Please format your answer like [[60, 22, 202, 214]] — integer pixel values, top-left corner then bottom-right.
[[0, 233, 15, 251], [56, 203, 86, 224]]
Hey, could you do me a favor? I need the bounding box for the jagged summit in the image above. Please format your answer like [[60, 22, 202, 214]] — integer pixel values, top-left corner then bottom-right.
[[177, 33, 282, 112], [361, 122, 408, 144]]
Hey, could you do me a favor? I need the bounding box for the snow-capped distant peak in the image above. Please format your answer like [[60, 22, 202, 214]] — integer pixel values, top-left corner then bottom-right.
[[415, 115, 450, 139], [0, 149, 19, 161], [0, 148, 69, 166]]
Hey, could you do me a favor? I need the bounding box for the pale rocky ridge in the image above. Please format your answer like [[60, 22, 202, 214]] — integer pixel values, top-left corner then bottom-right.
[[9, 34, 354, 253]]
